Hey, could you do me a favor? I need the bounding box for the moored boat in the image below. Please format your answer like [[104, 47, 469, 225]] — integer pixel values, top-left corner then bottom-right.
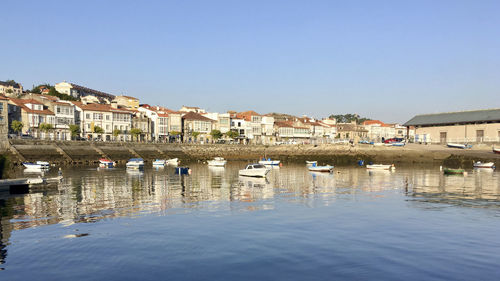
[[207, 157, 227, 167], [473, 161, 495, 169], [493, 147, 500, 154], [391, 142, 405, 147], [258, 158, 280, 166], [23, 162, 49, 170], [443, 168, 465, 175], [166, 158, 179, 165], [307, 165, 334, 173], [126, 158, 144, 170], [99, 158, 115, 168], [152, 159, 166, 168], [366, 164, 394, 170], [239, 164, 270, 177], [306, 161, 317, 165], [447, 143, 472, 149]]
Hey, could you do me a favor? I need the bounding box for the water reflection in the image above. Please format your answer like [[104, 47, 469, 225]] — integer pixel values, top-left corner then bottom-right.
[[0, 164, 499, 267]]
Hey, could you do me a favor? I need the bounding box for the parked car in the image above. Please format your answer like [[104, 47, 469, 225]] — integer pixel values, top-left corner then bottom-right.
[[384, 138, 404, 144], [75, 136, 87, 141], [20, 134, 34, 139]]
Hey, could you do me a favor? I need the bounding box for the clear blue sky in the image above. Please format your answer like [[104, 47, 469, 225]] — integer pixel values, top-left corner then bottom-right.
[[2, 0, 499, 123]]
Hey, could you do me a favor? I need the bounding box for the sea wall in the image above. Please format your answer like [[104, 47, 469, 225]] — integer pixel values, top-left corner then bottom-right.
[[3, 140, 499, 168]]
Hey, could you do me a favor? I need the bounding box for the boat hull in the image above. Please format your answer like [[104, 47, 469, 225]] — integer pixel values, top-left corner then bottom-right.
[[308, 166, 334, 172], [258, 160, 280, 166], [493, 148, 500, 154], [207, 160, 227, 167], [366, 164, 393, 170], [443, 168, 465, 175], [473, 162, 495, 169], [239, 169, 269, 177]]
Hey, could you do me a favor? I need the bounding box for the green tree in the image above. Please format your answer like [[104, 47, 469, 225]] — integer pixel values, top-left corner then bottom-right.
[[113, 129, 121, 141], [210, 129, 222, 140], [191, 131, 200, 142], [69, 124, 80, 140], [5, 80, 18, 87], [5, 89, 13, 95], [47, 86, 78, 101], [130, 128, 142, 142], [225, 130, 239, 139], [39, 123, 54, 139], [328, 113, 371, 124], [11, 120, 23, 136]]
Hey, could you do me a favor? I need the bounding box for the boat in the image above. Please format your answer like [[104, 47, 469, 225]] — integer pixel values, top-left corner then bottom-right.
[[493, 147, 500, 154], [366, 164, 394, 170], [443, 168, 465, 175], [152, 159, 167, 168], [447, 143, 472, 149], [372, 142, 384, 146], [99, 158, 115, 168], [166, 158, 179, 165], [175, 167, 191, 175], [307, 164, 334, 172], [23, 161, 50, 170], [239, 164, 270, 177], [391, 142, 405, 147], [473, 161, 495, 169], [126, 158, 144, 170], [305, 161, 317, 165], [207, 157, 227, 167], [258, 158, 280, 166]]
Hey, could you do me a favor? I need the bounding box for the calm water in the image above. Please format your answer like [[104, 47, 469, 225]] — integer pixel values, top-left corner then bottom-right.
[[1, 163, 500, 280]]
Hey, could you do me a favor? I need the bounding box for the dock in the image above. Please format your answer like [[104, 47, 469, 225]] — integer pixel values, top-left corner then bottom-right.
[[0, 176, 63, 193]]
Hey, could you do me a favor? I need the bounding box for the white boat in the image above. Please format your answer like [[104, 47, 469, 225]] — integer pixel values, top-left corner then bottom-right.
[[473, 161, 495, 169], [207, 157, 227, 167], [493, 147, 500, 154], [306, 161, 317, 165], [152, 159, 166, 168], [391, 142, 405, 147], [99, 158, 115, 168], [308, 165, 334, 172], [366, 164, 395, 170], [23, 161, 50, 170], [126, 158, 144, 170], [258, 158, 280, 166], [373, 142, 384, 146], [166, 158, 179, 165], [447, 143, 472, 149], [239, 164, 270, 177]]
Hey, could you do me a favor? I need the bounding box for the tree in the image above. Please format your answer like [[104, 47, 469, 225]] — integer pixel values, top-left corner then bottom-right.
[[328, 113, 371, 124], [5, 80, 18, 87], [47, 86, 77, 101], [130, 128, 142, 142], [225, 130, 239, 139], [5, 89, 13, 95], [191, 132, 200, 142], [210, 129, 223, 140], [11, 120, 23, 136], [69, 124, 80, 139], [92, 126, 104, 140], [113, 129, 121, 141], [39, 123, 54, 139]]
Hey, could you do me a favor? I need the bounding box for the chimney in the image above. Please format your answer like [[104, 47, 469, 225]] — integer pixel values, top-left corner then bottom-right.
[[111, 101, 118, 109]]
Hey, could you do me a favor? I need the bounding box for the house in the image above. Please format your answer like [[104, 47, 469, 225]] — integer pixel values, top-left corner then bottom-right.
[[179, 106, 206, 114], [336, 122, 368, 141], [404, 109, 500, 144], [132, 111, 152, 142], [181, 112, 214, 143], [71, 101, 133, 141], [362, 120, 395, 142], [8, 98, 55, 139], [113, 95, 139, 110], [0, 95, 8, 147], [139, 104, 172, 142], [0, 81, 23, 97], [274, 121, 311, 141], [55, 81, 115, 103], [29, 94, 75, 140]]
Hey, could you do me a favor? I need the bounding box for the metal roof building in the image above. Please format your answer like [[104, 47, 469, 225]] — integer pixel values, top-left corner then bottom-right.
[[404, 109, 500, 127]]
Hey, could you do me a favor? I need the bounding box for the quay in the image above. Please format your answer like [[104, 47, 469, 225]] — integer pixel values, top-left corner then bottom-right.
[[0, 176, 63, 192]]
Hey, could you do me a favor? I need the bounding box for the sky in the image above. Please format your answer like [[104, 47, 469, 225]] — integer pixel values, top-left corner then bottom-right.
[[1, 0, 499, 123]]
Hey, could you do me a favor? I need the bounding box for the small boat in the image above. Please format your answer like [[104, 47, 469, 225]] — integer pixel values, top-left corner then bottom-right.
[[152, 159, 166, 168], [473, 161, 495, 169], [447, 143, 472, 149], [239, 164, 270, 177], [99, 158, 115, 168], [443, 168, 465, 175], [258, 158, 280, 166], [308, 165, 334, 172], [175, 167, 191, 175], [306, 161, 317, 165], [493, 147, 500, 154], [391, 142, 405, 147], [372, 142, 384, 146], [207, 157, 227, 167], [23, 161, 50, 170], [166, 158, 179, 165], [126, 158, 144, 170], [366, 164, 394, 170]]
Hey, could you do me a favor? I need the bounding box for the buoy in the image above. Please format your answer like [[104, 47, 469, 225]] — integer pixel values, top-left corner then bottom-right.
[[279, 163, 283, 167]]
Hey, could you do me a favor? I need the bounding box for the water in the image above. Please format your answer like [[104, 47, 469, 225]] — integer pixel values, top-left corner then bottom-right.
[[1, 163, 500, 280]]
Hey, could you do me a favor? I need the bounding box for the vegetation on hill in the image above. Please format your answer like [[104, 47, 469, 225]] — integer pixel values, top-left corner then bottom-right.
[[328, 113, 371, 124], [30, 84, 78, 101]]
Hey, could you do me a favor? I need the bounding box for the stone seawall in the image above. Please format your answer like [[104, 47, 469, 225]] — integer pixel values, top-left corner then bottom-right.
[[3, 140, 500, 168]]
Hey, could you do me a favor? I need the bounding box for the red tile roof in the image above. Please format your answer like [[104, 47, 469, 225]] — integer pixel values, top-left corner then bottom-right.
[[8, 98, 54, 115], [236, 110, 260, 121], [182, 112, 214, 122], [71, 101, 133, 114]]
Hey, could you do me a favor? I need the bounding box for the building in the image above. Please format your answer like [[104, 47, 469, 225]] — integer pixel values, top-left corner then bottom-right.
[[404, 109, 500, 144], [55, 82, 115, 103], [0, 95, 8, 147], [181, 112, 214, 143], [72, 101, 133, 141], [8, 98, 55, 138], [139, 104, 172, 142], [113, 95, 139, 110], [336, 122, 368, 141], [132, 111, 152, 142], [362, 120, 395, 142], [30, 94, 75, 140], [0, 81, 23, 97], [179, 106, 206, 114]]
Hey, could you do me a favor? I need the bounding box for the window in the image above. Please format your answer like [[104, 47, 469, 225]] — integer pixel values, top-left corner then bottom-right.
[[93, 113, 103, 120], [87, 124, 91, 129], [106, 115, 110, 121], [86, 113, 90, 119]]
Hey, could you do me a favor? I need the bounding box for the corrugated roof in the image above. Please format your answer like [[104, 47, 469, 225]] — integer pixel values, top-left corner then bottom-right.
[[404, 109, 500, 126]]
